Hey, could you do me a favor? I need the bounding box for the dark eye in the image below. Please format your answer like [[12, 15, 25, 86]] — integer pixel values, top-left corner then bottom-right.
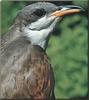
[[34, 8, 46, 17], [58, 7, 62, 10]]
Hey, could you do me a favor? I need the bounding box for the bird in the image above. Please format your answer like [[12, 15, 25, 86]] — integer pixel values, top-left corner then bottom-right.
[[0, 2, 82, 100]]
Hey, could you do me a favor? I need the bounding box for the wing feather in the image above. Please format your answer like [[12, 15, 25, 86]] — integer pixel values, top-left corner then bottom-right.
[[0, 38, 55, 99]]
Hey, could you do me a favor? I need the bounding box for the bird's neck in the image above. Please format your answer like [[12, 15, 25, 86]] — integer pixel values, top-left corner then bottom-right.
[[25, 34, 50, 51], [2, 24, 21, 45], [22, 27, 53, 50], [38, 35, 50, 50]]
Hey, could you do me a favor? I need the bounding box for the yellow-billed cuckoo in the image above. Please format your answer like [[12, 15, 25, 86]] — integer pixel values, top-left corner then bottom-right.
[[0, 2, 82, 100]]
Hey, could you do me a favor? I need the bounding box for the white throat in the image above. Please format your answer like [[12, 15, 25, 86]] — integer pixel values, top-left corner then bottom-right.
[[22, 15, 59, 49]]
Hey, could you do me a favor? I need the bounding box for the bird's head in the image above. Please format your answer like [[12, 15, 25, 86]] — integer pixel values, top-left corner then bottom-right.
[[15, 2, 82, 50]]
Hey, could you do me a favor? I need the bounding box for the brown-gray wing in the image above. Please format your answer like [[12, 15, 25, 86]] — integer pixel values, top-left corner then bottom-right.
[[12, 45, 55, 99], [0, 37, 55, 99]]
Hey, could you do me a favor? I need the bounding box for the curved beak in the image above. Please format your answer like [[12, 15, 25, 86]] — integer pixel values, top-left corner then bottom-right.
[[50, 5, 83, 17]]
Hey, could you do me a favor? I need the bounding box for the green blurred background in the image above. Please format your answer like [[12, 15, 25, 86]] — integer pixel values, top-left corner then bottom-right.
[[1, 0, 88, 99]]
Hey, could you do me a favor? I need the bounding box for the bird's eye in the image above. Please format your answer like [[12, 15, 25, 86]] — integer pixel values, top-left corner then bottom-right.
[[58, 7, 62, 10], [34, 8, 46, 17], [58, 8, 62, 10]]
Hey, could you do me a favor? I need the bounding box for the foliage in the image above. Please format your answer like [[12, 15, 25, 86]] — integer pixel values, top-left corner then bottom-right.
[[47, 15, 88, 98], [1, 1, 88, 99]]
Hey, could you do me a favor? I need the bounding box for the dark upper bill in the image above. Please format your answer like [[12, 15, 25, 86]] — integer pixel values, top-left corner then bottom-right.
[[50, 5, 83, 17]]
